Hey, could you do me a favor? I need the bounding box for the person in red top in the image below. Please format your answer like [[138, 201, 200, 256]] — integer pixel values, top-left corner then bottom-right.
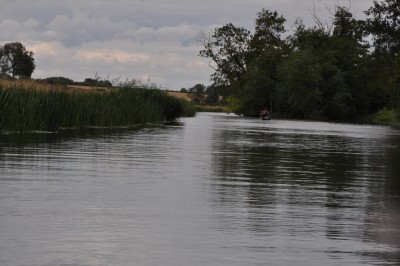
[[260, 108, 271, 120], [260, 108, 269, 117]]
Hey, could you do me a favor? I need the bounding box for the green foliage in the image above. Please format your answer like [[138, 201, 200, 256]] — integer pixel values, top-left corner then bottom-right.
[[83, 78, 112, 87], [226, 96, 243, 114], [0, 42, 35, 78], [113, 77, 162, 90], [373, 108, 399, 125], [0, 82, 186, 133], [333, 6, 364, 40], [205, 85, 220, 105], [42, 76, 74, 85], [180, 100, 197, 117], [245, 9, 288, 116], [199, 2, 400, 122], [365, 0, 400, 56], [277, 49, 324, 119], [199, 23, 251, 93]]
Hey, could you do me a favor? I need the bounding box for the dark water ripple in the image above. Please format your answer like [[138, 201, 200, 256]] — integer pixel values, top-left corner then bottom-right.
[[1, 113, 399, 266]]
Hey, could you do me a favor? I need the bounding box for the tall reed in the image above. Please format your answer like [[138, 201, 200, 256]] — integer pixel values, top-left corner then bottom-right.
[[0, 81, 186, 133]]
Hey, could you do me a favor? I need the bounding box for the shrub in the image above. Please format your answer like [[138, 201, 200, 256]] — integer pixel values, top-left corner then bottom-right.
[[373, 108, 399, 125]]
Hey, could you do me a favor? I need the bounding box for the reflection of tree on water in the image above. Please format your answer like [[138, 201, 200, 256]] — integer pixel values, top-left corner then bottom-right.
[[209, 123, 400, 263], [361, 135, 400, 262]]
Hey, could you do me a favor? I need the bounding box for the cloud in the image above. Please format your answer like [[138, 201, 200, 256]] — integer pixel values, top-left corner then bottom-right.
[[25, 36, 210, 90], [74, 50, 150, 64], [1, 0, 373, 89], [46, 13, 138, 46], [0, 18, 41, 42]]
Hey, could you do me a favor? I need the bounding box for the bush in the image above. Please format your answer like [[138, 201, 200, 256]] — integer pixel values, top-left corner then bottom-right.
[[181, 101, 197, 117], [42, 76, 74, 85], [226, 96, 243, 114], [373, 108, 399, 125]]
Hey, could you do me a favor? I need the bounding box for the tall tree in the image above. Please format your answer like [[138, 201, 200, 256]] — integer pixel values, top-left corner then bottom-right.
[[199, 23, 251, 94], [365, 0, 400, 56], [277, 6, 369, 121], [0, 42, 35, 78], [330, 6, 372, 119], [278, 25, 339, 120], [365, 0, 400, 110], [243, 9, 287, 116]]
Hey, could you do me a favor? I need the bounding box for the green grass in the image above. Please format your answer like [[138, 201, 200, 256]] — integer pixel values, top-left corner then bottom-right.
[[0, 81, 188, 133]]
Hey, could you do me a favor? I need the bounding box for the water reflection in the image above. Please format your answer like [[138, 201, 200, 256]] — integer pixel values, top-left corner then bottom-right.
[[0, 113, 399, 266], [208, 115, 400, 264]]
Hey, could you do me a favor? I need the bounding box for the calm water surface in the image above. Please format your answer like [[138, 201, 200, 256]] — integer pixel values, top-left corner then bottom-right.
[[1, 113, 400, 266]]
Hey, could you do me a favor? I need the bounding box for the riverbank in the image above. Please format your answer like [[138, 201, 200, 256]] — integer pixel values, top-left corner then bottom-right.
[[372, 108, 400, 127], [0, 80, 193, 133]]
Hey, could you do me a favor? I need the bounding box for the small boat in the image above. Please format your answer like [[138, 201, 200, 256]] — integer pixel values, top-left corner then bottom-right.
[[260, 109, 271, 120], [260, 114, 271, 120]]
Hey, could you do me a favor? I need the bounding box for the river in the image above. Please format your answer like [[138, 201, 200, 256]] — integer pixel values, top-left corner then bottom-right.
[[1, 112, 399, 266]]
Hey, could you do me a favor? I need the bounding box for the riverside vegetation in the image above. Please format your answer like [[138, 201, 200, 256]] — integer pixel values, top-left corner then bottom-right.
[[199, 1, 400, 125], [0, 80, 196, 133]]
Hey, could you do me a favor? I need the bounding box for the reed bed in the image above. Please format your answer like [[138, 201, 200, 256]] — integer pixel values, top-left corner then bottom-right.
[[0, 80, 187, 133]]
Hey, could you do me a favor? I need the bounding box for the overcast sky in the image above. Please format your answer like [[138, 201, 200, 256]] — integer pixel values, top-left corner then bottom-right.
[[1, 0, 374, 90]]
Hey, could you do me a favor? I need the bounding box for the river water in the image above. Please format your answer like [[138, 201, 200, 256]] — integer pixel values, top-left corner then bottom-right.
[[1, 112, 400, 266]]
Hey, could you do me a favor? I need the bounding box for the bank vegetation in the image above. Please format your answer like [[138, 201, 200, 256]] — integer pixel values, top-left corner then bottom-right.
[[0, 80, 195, 133], [199, 0, 400, 125]]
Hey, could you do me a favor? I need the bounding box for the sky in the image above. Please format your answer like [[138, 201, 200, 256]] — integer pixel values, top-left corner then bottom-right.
[[1, 0, 374, 90]]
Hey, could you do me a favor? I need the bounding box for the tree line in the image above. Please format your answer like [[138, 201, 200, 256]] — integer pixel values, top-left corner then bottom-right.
[[199, 0, 400, 122]]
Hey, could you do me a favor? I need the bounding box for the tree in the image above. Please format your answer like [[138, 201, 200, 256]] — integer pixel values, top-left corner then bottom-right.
[[365, 0, 400, 110], [333, 6, 363, 39], [198, 5, 399, 120], [330, 6, 372, 119], [199, 10, 287, 116], [272, 5, 384, 121], [250, 9, 286, 50], [278, 47, 326, 119], [189, 84, 206, 103], [43, 76, 74, 85], [277, 7, 367, 121], [243, 9, 287, 116], [205, 85, 221, 105], [365, 0, 400, 56], [0, 42, 35, 78], [199, 23, 251, 93], [83, 77, 112, 87]]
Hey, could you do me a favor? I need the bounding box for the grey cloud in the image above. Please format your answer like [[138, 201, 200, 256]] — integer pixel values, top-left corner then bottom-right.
[[2, 0, 374, 89], [46, 13, 138, 46]]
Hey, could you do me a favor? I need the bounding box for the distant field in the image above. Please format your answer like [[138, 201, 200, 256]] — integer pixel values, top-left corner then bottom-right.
[[166, 91, 192, 101], [65, 85, 111, 92], [65, 87, 194, 102], [0, 80, 195, 102], [0, 80, 196, 100]]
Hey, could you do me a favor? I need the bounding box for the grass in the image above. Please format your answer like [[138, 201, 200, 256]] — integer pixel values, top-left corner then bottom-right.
[[0, 80, 192, 133]]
